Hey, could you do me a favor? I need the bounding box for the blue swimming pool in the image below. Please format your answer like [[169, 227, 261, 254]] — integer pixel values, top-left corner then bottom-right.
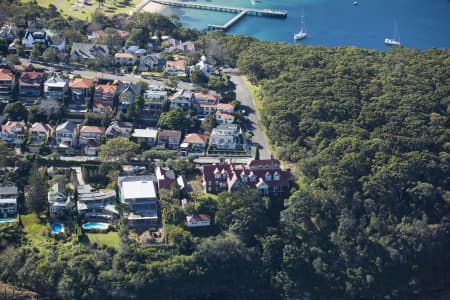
[[0, 217, 16, 223], [82, 222, 109, 230], [51, 223, 64, 234]]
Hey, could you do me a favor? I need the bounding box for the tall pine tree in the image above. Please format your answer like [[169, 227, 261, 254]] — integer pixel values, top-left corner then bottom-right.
[[26, 164, 48, 214]]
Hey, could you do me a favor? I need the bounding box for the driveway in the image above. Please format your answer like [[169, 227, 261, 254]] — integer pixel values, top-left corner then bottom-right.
[[226, 70, 271, 160]]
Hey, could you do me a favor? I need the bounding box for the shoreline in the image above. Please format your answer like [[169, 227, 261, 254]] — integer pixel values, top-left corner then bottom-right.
[[140, 1, 167, 14]]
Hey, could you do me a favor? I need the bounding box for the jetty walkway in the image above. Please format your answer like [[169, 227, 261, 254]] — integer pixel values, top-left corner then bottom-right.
[[150, 0, 287, 31]]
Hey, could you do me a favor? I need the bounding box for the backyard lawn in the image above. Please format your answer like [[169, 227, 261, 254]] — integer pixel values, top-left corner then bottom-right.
[[21, 213, 51, 250], [87, 231, 120, 248]]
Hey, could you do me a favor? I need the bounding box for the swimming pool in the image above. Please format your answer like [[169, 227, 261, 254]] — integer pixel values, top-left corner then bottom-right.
[[0, 217, 16, 223], [82, 222, 110, 230], [51, 223, 64, 234]]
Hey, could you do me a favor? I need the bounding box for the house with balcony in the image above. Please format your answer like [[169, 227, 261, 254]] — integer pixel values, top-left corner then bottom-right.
[[169, 89, 193, 109], [0, 68, 15, 102], [77, 184, 118, 223], [193, 91, 221, 106], [55, 121, 78, 149], [216, 103, 235, 115], [142, 89, 167, 122], [114, 52, 137, 66], [0, 183, 18, 218], [29, 122, 53, 145], [105, 121, 133, 139], [48, 181, 71, 218], [44, 74, 68, 100], [202, 157, 291, 195], [180, 133, 208, 156], [69, 77, 97, 111], [215, 111, 235, 124], [132, 127, 158, 147], [79, 126, 104, 155], [0, 121, 27, 144], [118, 175, 159, 229], [93, 83, 117, 115], [198, 103, 217, 116], [157, 129, 181, 150], [18, 71, 46, 103], [117, 82, 141, 112], [209, 124, 242, 151], [22, 28, 48, 49]]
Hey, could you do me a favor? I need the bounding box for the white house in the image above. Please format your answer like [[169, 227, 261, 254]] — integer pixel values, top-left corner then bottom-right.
[[0, 121, 27, 144], [169, 89, 193, 109], [132, 128, 158, 146], [0, 183, 18, 217], [118, 176, 159, 228], [55, 121, 78, 148], [48, 182, 70, 218], [186, 214, 211, 227], [44, 74, 69, 100], [22, 28, 48, 49], [209, 124, 241, 150], [114, 52, 137, 66]]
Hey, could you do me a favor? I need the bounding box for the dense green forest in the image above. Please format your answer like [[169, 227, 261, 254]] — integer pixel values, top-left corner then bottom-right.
[[234, 43, 450, 298]]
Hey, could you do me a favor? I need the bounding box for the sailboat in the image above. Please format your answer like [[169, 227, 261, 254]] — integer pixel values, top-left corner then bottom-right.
[[294, 10, 307, 40], [385, 23, 401, 46]]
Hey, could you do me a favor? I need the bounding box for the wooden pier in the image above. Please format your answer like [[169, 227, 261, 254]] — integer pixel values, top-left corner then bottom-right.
[[150, 0, 287, 31]]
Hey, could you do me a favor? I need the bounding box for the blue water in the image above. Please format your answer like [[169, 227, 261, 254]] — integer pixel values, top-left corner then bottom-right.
[[0, 217, 15, 223], [82, 222, 109, 230], [51, 223, 64, 233], [162, 0, 450, 50]]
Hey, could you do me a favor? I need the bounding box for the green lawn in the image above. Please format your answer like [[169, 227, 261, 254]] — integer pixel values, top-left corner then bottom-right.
[[23, 0, 142, 20], [87, 231, 120, 248], [21, 213, 51, 250]]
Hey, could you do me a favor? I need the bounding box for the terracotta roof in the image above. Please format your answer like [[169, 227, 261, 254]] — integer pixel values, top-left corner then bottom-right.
[[183, 133, 208, 145], [215, 112, 235, 119], [2, 121, 26, 134], [95, 84, 117, 94], [216, 103, 235, 111], [30, 122, 52, 133], [0, 68, 14, 80], [70, 78, 96, 89], [14, 64, 33, 72], [114, 52, 136, 59], [194, 92, 220, 101], [80, 126, 105, 134]]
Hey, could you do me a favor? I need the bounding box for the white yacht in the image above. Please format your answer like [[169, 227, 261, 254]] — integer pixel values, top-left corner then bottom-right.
[[385, 23, 401, 46], [294, 10, 307, 40]]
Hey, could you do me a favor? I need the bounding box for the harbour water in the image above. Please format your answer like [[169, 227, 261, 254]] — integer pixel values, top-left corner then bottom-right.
[[161, 0, 450, 50]]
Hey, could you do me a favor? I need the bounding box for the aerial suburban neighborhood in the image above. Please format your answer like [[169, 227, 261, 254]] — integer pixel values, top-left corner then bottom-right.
[[0, 4, 289, 265], [0, 0, 448, 299]]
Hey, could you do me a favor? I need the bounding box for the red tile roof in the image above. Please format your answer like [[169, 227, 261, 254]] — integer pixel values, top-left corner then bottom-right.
[[159, 129, 181, 140], [80, 126, 105, 134], [194, 92, 220, 102], [186, 214, 210, 223], [0, 68, 14, 81], [183, 133, 208, 145], [30, 122, 52, 133], [216, 103, 235, 111], [21, 71, 45, 81], [95, 84, 117, 94], [115, 52, 136, 59], [166, 59, 186, 70], [70, 78, 96, 89]]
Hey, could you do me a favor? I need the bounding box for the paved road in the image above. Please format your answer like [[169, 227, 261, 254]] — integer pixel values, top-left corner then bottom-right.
[[226, 70, 271, 160]]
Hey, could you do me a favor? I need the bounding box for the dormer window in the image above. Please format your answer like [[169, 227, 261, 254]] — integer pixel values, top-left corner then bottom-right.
[[273, 171, 280, 181], [241, 173, 247, 183], [249, 172, 256, 182], [265, 171, 272, 181]]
